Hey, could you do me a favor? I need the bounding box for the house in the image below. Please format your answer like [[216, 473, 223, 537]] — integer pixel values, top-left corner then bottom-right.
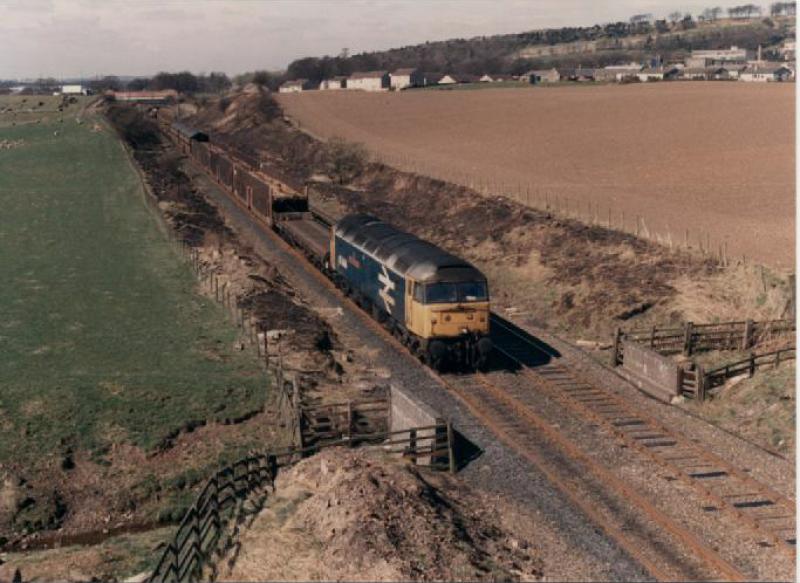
[[436, 74, 458, 85], [521, 68, 560, 83], [347, 71, 390, 91], [390, 68, 424, 90], [279, 79, 314, 93], [594, 64, 642, 82], [479, 74, 495, 82], [739, 64, 794, 82], [319, 76, 347, 90]]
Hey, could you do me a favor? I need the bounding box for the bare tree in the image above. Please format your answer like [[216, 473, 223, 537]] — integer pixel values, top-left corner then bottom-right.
[[324, 138, 368, 184], [669, 10, 683, 22]]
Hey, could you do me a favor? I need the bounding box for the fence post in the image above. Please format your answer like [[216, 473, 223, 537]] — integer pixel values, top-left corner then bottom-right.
[[346, 400, 353, 447], [649, 325, 656, 349], [742, 319, 754, 350], [748, 352, 756, 377], [696, 364, 705, 402], [267, 454, 278, 491], [611, 328, 622, 366], [446, 422, 456, 474], [192, 507, 203, 581], [409, 428, 417, 465], [683, 321, 694, 356]]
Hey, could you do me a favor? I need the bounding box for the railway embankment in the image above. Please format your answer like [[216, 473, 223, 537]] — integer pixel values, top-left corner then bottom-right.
[[185, 87, 794, 457]]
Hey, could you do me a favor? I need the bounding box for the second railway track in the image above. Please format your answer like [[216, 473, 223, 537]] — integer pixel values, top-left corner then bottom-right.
[[490, 314, 796, 556]]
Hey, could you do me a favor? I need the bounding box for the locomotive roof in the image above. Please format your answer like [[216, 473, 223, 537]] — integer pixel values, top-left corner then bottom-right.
[[334, 214, 486, 284], [172, 121, 208, 141]]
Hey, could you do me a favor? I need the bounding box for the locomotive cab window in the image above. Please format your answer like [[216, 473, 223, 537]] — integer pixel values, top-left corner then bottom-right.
[[424, 281, 488, 304], [412, 282, 424, 302]]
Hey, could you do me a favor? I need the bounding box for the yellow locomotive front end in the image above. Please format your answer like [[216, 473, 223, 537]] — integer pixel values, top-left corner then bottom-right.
[[405, 269, 492, 370]]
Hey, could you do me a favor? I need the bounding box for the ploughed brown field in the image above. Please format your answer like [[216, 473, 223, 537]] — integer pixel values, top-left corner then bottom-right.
[[278, 83, 795, 269]]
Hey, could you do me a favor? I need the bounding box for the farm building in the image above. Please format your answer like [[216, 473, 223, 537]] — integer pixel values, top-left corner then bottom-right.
[[681, 67, 709, 80], [452, 74, 481, 84], [61, 84, 88, 95], [110, 90, 178, 104], [686, 46, 751, 68], [423, 73, 445, 85], [319, 76, 347, 90], [637, 67, 680, 82], [560, 68, 595, 81], [780, 40, 795, 60], [521, 68, 560, 83], [390, 68, 424, 90], [707, 65, 745, 80], [594, 64, 642, 82], [436, 74, 458, 85], [279, 79, 316, 93], [739, 64, 794, 82], [347, 71, 390, 91], [433, 73, 481, 85], [479, 74, 495, 82]]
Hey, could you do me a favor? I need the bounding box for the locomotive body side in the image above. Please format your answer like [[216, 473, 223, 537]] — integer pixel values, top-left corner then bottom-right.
[[332, 231, 407, 323], [332, 214, 491, 369]]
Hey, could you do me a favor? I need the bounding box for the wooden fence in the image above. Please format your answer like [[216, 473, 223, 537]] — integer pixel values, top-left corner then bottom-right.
[[300, 399, 390, 448], [146, 422, 454, 583], [613, 318, 795, 364], [695, 347, 796, 397]]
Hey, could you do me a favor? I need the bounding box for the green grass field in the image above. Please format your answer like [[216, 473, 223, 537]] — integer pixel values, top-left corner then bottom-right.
[[0, 105, 267, 471]]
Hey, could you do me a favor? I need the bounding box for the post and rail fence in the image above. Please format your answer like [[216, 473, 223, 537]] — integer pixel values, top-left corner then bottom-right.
[[612, 318, 795, 365], [612, 318, 795, 402], [146, 420, 455, 583]]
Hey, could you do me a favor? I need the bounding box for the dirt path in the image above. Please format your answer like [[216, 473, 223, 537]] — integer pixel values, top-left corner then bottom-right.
[[278, 83, 795, 269]]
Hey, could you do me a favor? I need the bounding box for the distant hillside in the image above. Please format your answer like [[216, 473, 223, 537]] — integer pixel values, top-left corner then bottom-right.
[[280, 15, 794, 83]]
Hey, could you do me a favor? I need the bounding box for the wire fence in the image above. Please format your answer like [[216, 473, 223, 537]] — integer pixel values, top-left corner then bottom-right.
[[372, 149, 743, 268]]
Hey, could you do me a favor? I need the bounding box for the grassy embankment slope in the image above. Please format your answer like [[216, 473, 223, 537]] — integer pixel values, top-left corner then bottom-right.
[[0, 100, 268, 545]]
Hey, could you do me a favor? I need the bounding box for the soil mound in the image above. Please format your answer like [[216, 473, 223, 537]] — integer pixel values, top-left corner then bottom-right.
[[220, 449, 543, 581]]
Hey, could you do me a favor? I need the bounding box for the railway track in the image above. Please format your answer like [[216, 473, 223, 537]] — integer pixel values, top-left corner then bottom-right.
[[489, 314, 797, 556], [179, 138, 787, 581], [440, 372, 747, 581]]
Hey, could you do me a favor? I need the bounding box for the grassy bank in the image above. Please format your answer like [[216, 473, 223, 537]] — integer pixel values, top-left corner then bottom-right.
[[0, 103, 269, 536]]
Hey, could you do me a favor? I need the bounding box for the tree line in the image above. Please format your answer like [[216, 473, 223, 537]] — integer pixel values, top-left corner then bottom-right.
[[264, 6, 792, 84]]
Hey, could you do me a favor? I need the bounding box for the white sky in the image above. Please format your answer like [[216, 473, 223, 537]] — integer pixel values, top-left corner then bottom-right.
[[0, 0, 759, 79]]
